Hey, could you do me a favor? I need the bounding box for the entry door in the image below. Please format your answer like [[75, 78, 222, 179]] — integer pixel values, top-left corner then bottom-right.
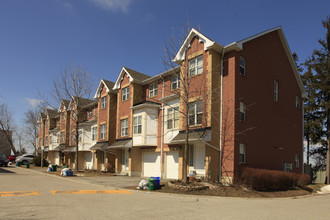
[[166, 152, 179, 179], [55, 152, 60, 165], [122, 149, 129, 171]]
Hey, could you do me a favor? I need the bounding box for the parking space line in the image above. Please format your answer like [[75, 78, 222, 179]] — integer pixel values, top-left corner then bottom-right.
[[51, 190, 133, 195], [0, 191, 41, 197]]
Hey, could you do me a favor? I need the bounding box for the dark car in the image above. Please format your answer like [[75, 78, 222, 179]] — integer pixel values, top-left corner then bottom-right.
[[7, 155, 17, 162], [0, 153, 9, 167]]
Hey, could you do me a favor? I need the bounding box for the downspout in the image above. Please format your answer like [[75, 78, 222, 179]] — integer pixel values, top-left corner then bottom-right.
[[219, 48, 225, 183], [302, 100, 304, 174], [160, 75, 165, 179]]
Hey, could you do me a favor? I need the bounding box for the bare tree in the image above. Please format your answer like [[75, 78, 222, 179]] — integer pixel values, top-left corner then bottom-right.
[[160, 23, 210, 183], [41, 64, 94, 171], [14, 126, 27, 155], [24, 107, 40, 155], [0, 102, 17, 155]]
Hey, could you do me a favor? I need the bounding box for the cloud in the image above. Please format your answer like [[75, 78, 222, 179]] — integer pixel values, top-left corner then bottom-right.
[[26, 98, 42, 108], [88, 0, 132, 13]]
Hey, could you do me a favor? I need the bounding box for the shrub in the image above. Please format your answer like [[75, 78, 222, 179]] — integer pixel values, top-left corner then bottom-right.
[[240, 167, 310, 191], [33, 155, 49, 167]]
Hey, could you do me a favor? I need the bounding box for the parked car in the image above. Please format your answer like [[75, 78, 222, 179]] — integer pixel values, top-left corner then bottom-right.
[[0, 153, 9, 167], [15, 154, 35, 165], [7, 155, 17, 162]]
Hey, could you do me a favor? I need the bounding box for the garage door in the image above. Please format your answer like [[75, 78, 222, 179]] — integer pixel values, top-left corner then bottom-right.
[[166, 152, 179, 179], [143, 152, 161, 177]]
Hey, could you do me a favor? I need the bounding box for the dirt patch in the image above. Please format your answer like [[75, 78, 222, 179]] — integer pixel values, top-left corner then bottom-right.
[[155, 182, 317, 198]]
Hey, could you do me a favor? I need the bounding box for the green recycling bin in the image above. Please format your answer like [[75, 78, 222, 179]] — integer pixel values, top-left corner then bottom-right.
[[52, 165, 57, 172], [26, 163, 30, 168], [148, 177, 156, 191]]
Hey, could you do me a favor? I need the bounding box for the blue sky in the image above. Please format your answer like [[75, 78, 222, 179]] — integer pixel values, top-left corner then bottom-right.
[[0, 0, 329, 126]]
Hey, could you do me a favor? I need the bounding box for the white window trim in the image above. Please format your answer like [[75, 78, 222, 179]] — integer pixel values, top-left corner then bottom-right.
[[133, 115, 142, 135], [167, 106, 179, 129], [88, 109, 93, 118], [240, 102, 246, 121], [239, 143, 246, 163], [121, 119, 128, 137], [122, 87, 129, 101], [101, 96, 107, 109], [92, 126, 97, 141], [100, 124, 106, 140], [188, 101, 203, 126], [149, 82, 158, 97], [189, 55, 203, 77], [171, 75, 180, 90]]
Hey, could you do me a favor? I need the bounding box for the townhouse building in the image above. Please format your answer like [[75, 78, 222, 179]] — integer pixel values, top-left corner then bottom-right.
[[37, 26, 305, 183]]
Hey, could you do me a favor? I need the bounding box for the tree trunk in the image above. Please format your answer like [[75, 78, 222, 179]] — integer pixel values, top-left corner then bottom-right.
[[75, 121, 79, 171], [307, 137, 310, 165]]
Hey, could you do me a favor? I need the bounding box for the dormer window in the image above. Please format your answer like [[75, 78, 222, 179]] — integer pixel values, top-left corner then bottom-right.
[[189, 55, 203, 77], [122, 87, 129, 101], [149, 82, 158, 97]]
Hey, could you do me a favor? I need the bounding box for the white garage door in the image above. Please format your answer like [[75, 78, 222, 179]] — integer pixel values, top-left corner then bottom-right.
[[143, 152, 161, 177], [166, 152, 179, 179]]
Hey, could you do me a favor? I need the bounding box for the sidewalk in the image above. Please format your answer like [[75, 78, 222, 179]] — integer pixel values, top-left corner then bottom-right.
[[16, 165, 147, 189]]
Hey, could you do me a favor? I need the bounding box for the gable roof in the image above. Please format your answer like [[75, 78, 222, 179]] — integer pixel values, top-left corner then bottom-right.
[[68, 97, 97, 110], [45, 109, 58, 119], [93, 79, 115, 99], [58, 99, 70, 112], [113, 67, 151, 90], [173, 27, 306, 97], [173, 28, 224, 63]]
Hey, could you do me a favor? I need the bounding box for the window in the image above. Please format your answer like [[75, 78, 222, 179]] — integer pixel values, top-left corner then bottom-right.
[[72, 132, 75, 143], [240, 56, 246, 76], [45, 136, 48, 146], [149, 82, 158, 97], [133, 116, 142, 134], [239, 144, 246, 163], [189, 145, 194, 166], [122, 87, 129, 101], [240, 102, 246, 121], [295, 154, 299, 168], [189, 55, 203, 77], [274, 80, 279, 102], [62, 112, 65, 121], [167, 107, 179, 129], [121, 119, 128, 136], [56, 134, 59, 143], [188, 101, 203, 126], [100, 124, 106, 140], [171, 75, 180, 90], [88, 109, 93, 118], [283, 162, 292, 172], [61, 132, 64, 143], [92, 126, 97, 141], [296, 96, 300, 109], [101, 96, 107, 109], [78, 130, 82, 142], [72, 110, 77, 120]]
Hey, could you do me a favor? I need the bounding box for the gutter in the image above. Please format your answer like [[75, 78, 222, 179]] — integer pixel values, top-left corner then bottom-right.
[[160, 75, 165, 179], [219, 48, 225, 183]]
